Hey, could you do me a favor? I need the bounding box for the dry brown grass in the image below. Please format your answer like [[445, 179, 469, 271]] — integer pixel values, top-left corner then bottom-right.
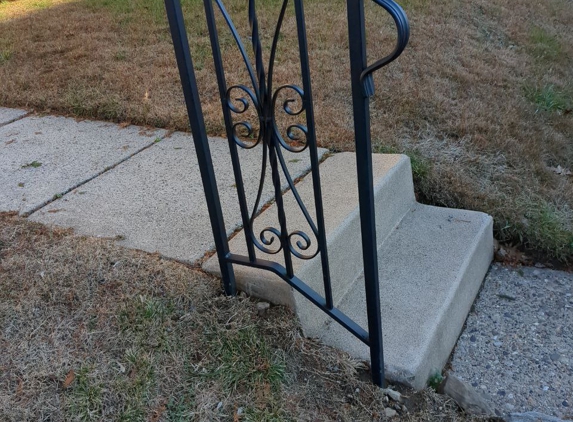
[[0, 213, 491, 421], [0, 0, 572, 260]]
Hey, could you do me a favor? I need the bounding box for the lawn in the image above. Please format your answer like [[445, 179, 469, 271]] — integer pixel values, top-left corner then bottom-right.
[[0, 213, 483, 421], [0, 0, 572, 261]]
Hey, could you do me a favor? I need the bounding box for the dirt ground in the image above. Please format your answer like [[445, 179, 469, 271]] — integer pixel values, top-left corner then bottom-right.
[[0, 213, 494, 421], [0, 0, 571, 261]]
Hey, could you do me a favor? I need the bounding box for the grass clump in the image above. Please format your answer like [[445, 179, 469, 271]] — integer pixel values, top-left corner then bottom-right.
[[525, 84, 572, 113], [529, 26, 562, 61], [66, 366, 104, 421], [0, 48, 12, 64], [205, 326, 286, 391], [427, 371, 444, 392], [374, 144, 430, 184]]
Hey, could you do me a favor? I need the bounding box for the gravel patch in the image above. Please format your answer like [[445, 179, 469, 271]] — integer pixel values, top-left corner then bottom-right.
[[449, 263, 573, 419]]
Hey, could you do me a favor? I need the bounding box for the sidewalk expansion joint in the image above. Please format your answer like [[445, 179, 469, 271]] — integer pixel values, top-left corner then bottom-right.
[[24, 133, 169, 218]]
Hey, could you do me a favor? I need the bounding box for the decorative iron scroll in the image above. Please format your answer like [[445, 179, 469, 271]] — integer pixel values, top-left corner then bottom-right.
[[204, 0, 331, 290]]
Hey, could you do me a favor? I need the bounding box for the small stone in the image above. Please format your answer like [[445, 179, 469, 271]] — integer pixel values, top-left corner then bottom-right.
[[470, 335, 477, 342], [542, 386, 549, 391], [494, 341, 503, 347], [550, 353, 560, 362], [256, 301, 270, 316], [384, 408, 397, 418], [216, 402, 223, 410], [237, 407, 244, 415], [505, 403, 515, 411], [438, 375, 494, 416], [563, 400, 569, 407], [381, 388, 402, 402], [497, 390, 506, 396], [355, 388, 360, 393]]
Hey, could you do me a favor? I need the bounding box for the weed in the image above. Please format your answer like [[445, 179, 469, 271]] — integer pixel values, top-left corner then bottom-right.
[[427, 371, 444, 391], [0, 49, 12, 64], [21, 160, 42, 168]]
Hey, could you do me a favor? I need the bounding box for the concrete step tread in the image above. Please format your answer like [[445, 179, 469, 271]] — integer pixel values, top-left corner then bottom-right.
[[313, 203, 493, 389]]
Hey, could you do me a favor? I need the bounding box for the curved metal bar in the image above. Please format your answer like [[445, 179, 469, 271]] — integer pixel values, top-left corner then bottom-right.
[[247, 137, 268, 233], [288, 230, 319, 260], [213, 0, 260, 97], [275, 146, 318, 235], [226, 84, 263, 149], [248, 0, 267, 95], [359, 0, 410, 96], [271, 84, 310, 153], [267, 0, 289, 95], [254, 226, 283, 254]]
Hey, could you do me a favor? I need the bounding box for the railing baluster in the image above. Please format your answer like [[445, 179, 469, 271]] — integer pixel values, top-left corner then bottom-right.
[[346, 0, 385, 387], [203, 0, 256, 262], [293, 0, 333, 309], [164, 0, 237, 295]]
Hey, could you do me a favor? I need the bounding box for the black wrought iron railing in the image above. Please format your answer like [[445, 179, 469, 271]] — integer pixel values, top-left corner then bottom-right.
[[164, 0, 409, 386]]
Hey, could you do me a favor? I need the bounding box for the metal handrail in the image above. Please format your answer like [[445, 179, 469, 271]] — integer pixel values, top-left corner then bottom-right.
[[360, 0, 410, 96]]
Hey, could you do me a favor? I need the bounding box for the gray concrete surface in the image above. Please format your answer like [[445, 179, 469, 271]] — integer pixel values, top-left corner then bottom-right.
[[449, 264, 573, 419], [203, 152, 415, 312], [32, 132, 325, 263], [319, 203, 493, 389], [0, 107, 28, 126], [1, 115, 164, 215]]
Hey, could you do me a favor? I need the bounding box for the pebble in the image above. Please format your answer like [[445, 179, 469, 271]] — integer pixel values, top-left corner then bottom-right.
[[384, 408, 397, 418], [256, 301, 270, 316]]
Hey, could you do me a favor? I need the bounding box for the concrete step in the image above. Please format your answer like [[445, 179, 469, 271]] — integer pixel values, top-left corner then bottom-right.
[[203, 152, 493, 389], [203, 152, 416, 312], [310, 203, 493, 389]]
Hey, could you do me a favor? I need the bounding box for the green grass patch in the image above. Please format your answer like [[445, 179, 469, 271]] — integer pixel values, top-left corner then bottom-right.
[[0, 49, 12, 64], [525, 84, 572, 113], [65, 366, 104, 421], [519, 198, 573, 261], [529, 26, 562, 61], [31, 0, 52, 10], [374, 144, 430, 183], [114, 349, 156, 421], [202, 325, 286, 392]]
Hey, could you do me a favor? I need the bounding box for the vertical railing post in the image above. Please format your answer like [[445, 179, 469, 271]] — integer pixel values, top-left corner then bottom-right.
[[164, 0, 237, 295], [346, 0, 385, 387]]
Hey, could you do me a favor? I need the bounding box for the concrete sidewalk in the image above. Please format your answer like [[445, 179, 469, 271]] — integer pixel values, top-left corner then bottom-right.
[[0, 108, 324, 262]]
